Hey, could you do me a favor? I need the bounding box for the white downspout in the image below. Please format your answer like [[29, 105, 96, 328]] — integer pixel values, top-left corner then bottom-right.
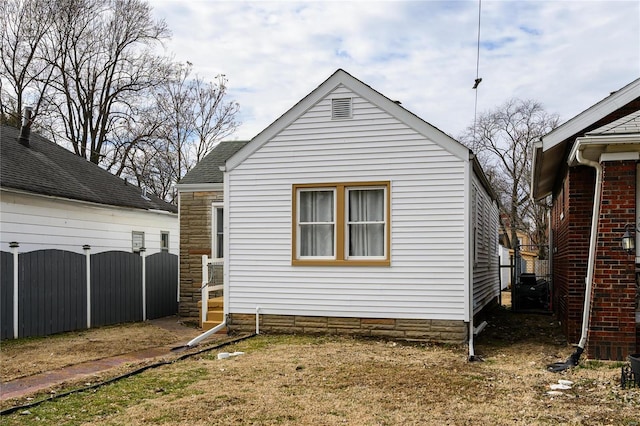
[[256, 306, 260, 335], [467, 156, 476, 361], [575, 147, 603, 352], [468, 311, 476, 361]]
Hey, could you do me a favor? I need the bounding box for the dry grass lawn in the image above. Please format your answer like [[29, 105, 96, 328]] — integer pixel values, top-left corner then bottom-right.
[[0, 322, 180, 382], [1, 300, 639, 425]]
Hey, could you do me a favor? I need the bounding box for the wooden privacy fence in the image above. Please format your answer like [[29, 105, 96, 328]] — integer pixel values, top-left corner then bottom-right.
[[0, 245, 178, 340]]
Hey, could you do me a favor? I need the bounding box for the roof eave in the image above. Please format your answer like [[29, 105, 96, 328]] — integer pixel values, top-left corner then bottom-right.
[[542, 78, 640, 151], [175, 182, 224, 192], [530, 141, 547, 200]]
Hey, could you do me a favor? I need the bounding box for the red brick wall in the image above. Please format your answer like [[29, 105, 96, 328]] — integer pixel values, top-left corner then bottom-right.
[[552, 162, 638, 360], [590, 161, 637, 360], [552, 166, 594, 343]]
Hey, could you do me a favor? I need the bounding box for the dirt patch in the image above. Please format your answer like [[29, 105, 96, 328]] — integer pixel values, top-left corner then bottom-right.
[[0, 321, 184, 382]]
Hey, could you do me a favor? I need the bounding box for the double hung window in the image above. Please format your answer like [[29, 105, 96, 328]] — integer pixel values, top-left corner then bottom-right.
[[293, 182, 390, 266]]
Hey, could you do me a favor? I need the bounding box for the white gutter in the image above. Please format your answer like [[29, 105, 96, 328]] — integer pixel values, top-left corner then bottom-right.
[[175, 183, 223, 192], [574, 146, 603, 352]]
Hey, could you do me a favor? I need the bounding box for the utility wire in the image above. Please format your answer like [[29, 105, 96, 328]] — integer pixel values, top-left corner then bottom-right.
[[473, 0, 482, 140]]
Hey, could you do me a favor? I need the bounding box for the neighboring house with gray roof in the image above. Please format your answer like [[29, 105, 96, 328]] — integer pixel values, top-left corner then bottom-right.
[[531, 77, 640, 360], [176, 140, 248, 318], [0, 124, 178, 255]]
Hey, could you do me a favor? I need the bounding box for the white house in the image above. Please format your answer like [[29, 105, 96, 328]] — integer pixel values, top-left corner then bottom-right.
[[0, 124, 178, 255], [214, 70, 499, 354]]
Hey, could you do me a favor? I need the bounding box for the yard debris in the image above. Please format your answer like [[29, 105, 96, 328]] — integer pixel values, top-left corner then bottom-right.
[[217, 351, 245, 360], [549, 379, 574, 391]]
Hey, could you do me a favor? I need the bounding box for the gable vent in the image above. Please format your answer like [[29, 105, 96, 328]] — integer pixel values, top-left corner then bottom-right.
[[332, 98, 352, 120]]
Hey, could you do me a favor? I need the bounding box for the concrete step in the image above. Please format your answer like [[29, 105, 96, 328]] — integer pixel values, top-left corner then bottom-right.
[[197, 296, 223, 310], [206, 310, 223, 323], [202, 320, 227, 333]]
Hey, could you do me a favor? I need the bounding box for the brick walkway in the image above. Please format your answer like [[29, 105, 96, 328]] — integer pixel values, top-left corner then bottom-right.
[[0, 317, 222, 402]]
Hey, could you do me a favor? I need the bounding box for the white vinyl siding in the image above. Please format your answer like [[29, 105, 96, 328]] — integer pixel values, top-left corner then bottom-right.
[[0, 190, 179, 254], [471, 176, 500, 314], [226, 85, 471, 321]]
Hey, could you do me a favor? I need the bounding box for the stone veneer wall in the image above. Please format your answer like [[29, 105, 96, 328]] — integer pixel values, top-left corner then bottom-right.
[[179, 190, 222, 318], [228, 314, 468, 344]]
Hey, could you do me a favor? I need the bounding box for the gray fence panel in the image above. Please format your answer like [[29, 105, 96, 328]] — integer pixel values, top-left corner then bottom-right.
[[18, 250, 86, 338], [1, 251, 14, 340], [91, 251, 142, 327], [145, 252, 178, 319]]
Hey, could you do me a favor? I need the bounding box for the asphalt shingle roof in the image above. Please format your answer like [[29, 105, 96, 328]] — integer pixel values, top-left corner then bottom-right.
[[0, 125, 177, 213], [179, 140, 249, 184], [587, 110, 640, 136]]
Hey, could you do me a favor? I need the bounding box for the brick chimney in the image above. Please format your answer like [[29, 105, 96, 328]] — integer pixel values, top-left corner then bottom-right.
[[18, 106, 33, 147]]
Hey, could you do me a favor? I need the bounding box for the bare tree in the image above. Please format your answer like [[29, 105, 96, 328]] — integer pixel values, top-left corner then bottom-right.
[[113, 63, 240, 203], [44, 0, 171, 164], [0, 0, 58, 125], [2, 0, 240, 204], [461, 99, 559, 250]]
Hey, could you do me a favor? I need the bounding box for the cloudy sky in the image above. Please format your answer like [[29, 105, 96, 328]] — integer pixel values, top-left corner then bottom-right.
[[150, 0, 639, 141]]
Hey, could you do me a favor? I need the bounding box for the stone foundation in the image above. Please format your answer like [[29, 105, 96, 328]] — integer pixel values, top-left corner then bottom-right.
[[228, 313, 468, 344]]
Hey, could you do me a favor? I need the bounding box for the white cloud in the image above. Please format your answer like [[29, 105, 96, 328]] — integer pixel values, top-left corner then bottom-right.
[[150, 0, 640, 141]]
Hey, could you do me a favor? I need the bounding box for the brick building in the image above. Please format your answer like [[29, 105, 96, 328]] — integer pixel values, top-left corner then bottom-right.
[[532, 78, 640, 360], [175, 141, 248, 319]]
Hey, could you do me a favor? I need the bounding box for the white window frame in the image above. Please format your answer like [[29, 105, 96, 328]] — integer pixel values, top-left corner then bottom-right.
[[160, 231, 169, 252], [296, 187, 337, 260], [212, 203, 224, 260], [345, 186, 387, 260], [132, 231, 145, 253]]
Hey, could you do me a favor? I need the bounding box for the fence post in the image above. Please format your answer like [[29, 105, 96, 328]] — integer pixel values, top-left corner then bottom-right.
[[10, 242, 19, 339], [141, 247, 146, 321], [83, 245, 91, 329]]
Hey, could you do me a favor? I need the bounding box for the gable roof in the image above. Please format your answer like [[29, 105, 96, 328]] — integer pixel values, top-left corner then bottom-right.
[[226, 69, 470, 172], [531, 77, 640, 200], [0, 125, 177, 213], [586, 110, 640, 136], [178, 140, 249, 186]]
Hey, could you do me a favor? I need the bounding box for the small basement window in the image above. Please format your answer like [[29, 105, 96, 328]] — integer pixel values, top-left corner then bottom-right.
[[160, 231, 169, 252], [332, 98, 352, 120]]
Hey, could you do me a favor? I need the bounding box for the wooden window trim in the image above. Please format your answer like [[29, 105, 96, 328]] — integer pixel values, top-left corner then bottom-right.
[[292, 181, 391, 266]]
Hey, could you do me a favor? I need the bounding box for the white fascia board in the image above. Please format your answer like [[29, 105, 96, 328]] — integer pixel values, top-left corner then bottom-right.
[[0, 187, 177, 217], [225, 73, 343, 172], [336, 72, 470, 161], [568, 134, 640, 166], [600, 152, 640, 162], [175, 183, 223, 193], [543, 78, 640, 152], [147, 209, 179, 216], [226, 69, 470, 172], [530, 140, 544, 200]]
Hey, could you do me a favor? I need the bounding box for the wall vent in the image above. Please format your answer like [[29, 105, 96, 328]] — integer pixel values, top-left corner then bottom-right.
[[332, 98, 352, 120]]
